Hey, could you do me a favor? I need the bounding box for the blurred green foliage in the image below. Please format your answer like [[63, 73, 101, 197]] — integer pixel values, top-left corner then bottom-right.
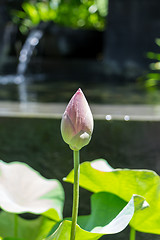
[[12, 0, 108, 34], [144, 38, 160, 89]]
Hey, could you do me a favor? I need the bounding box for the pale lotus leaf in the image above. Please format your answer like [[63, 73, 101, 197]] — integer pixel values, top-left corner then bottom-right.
[[46, 193, 147, 240], [65, 159, 160, 234], [0, 161, 64, 220]]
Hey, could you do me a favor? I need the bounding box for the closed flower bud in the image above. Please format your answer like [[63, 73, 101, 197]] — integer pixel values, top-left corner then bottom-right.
[[61, 88, 93, 151]]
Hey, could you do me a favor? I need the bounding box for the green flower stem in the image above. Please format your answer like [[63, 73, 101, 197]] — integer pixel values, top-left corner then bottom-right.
[[130, 227, 136, 240], [70, 150, 80, 240], [14, 214, 18, 238]]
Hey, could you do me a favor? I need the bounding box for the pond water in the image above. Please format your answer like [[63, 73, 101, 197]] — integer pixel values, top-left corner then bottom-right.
[[0, 74, 160, 105]]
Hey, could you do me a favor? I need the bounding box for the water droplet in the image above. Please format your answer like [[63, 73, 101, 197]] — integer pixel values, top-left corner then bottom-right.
[[21, 49, 27, 55], [124, 115, 130, 121], [106, 115, 112, 120], [19, 55, 27, 62], [30, 37, 39, 46]]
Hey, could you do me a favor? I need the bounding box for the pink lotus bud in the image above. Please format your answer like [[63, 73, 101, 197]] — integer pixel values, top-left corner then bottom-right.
[[61, 88, 94, 151]]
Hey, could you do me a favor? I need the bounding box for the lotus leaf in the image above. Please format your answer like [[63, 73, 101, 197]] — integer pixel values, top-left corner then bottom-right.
[[65, 159, 160, 234], [0, 161, 64, 221]]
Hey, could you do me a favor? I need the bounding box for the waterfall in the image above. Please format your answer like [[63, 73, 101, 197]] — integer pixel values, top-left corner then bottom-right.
[[17, 30, 43, 75], [16, 29, 43, 103], [0, 28, 43, 104]]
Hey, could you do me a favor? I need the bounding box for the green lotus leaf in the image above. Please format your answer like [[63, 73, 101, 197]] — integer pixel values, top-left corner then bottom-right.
[[77, 192, 148, 233], [0, 211, 55, 240], [3, 238, 23, 240], [46, 220, 102, 240], [46, 194, 147, 240], [0, 160, 64, 221], [64, 159, 160, 234]]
